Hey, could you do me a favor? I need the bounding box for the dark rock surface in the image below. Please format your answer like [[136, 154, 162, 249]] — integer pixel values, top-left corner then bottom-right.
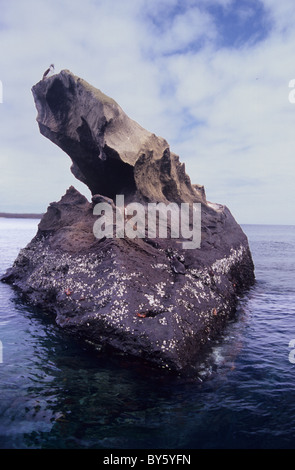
[[1, 70, 255, 374]]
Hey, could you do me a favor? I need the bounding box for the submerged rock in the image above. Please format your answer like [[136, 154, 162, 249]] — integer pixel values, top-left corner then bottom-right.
[[1, 70, 255, 373]]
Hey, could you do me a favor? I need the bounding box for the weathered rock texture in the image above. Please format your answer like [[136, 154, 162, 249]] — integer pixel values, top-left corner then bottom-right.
[[1, 70, 255, 374], [32, 70, 204, 205]]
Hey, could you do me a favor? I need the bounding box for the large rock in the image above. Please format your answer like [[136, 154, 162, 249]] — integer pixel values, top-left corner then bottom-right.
[[32, 70, 204, 205], [1, 70, 255, 374]]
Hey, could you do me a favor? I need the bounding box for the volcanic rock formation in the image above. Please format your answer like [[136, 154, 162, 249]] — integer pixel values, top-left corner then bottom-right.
[[1, 70, 255, 374]]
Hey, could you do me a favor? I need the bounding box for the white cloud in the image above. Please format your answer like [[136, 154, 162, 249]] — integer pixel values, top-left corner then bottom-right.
[[142, 7, 217, 56], [261, 0, 295, 33]]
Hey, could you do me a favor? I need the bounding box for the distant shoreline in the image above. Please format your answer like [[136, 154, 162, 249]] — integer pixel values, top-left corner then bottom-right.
[[0, 212, 43, 219]]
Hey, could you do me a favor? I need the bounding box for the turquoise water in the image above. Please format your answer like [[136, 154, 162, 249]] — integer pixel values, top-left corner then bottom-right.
[[0, 219, 295, 449]]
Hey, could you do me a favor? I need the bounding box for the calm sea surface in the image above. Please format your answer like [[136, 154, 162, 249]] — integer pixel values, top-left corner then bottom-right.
[[0, 219, 295, 449]]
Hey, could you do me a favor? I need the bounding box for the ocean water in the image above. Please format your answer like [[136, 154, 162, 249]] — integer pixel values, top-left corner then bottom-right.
[[0, 219, 295, 449]]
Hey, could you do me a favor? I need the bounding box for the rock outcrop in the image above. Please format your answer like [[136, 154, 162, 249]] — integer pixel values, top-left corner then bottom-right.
[[1, 70, 255, 374], [32, 70, 204, 205]]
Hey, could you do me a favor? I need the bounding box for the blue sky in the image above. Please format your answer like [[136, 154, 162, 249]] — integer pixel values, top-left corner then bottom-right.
[[0, 0, 295, 224]]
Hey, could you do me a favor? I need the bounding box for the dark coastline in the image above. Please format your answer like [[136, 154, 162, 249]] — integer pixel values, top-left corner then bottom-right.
[[0, 212, 43, 219]]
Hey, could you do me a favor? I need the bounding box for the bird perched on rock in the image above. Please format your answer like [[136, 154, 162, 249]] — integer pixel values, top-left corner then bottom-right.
[[42, 64, 54, 80]]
